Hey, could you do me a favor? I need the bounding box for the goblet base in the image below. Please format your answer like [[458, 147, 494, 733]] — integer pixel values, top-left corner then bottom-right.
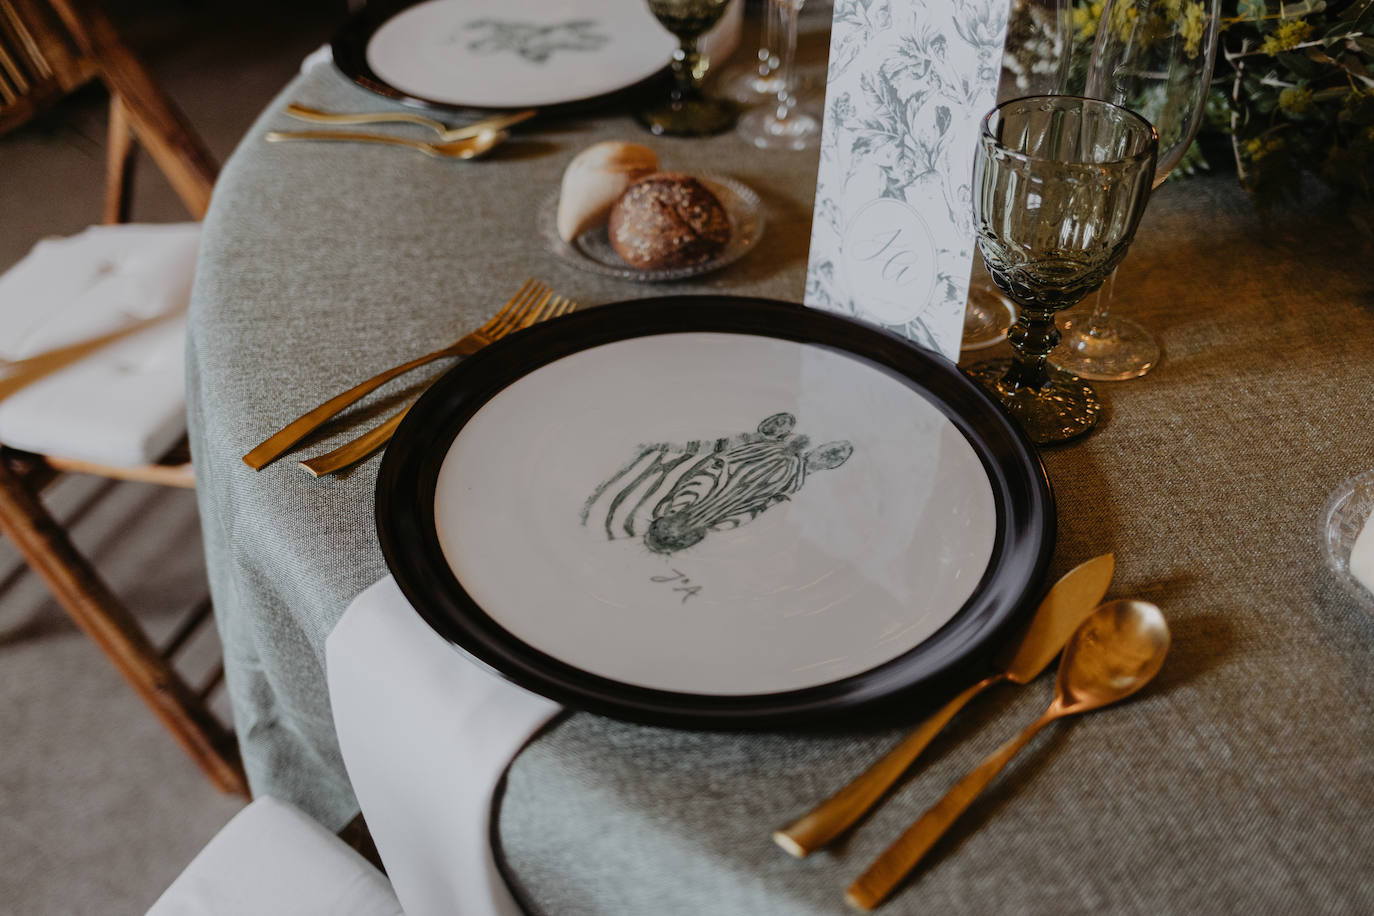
[[961, 283, 1016, 351], [737, 105, 820, 150], [1052, 312, 1160, 380], [636, 97, 739, 137], [967, 358, 1101, 445], [722, 66, 784, 103]]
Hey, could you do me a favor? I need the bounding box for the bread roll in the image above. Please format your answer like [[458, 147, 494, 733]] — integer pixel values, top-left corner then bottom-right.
[[556, 142, 659, 242], [608, 173, 731, 270]]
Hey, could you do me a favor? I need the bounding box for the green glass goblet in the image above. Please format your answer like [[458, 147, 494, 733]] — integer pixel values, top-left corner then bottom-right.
[[638, 0, 738, 137], [966, 96, 1158, 445]]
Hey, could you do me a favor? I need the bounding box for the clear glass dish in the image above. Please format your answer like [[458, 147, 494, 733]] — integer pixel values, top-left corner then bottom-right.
[[541, 173, 765, 282], [1320, 468, 1374, 614]]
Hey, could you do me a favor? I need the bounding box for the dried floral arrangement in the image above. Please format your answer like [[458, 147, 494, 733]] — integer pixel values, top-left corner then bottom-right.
[[1062, 0, 1374, 212]]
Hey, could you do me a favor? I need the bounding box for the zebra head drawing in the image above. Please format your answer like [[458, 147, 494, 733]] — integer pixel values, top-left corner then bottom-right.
[[581, 413, 853, 555]]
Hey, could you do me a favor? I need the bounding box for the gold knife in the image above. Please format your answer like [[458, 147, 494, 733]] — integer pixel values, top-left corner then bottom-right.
[[772, 553, 1115, 858]]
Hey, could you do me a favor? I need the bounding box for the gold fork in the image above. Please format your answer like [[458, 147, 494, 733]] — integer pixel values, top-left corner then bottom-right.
[[298, 294, 578, 477], [243, 279, 555, 470]]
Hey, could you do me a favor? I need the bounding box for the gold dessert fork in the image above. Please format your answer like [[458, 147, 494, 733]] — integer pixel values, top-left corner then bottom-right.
[[297, 294, 578, 477], [243, 279, 557, 470]]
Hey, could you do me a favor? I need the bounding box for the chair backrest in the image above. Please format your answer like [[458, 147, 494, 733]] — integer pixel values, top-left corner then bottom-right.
[[0, 0, 217, 221], [0, 0, 95, 134]]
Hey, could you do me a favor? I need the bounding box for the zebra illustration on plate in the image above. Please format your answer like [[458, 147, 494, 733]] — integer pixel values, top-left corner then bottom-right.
[[581, 413, 853, 555]]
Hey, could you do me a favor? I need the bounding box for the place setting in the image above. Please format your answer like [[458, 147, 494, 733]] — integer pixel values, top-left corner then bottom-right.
[[32, 0, 1362, 913], [228, 1, 1210, 908], [8, 0, 1374, 912]]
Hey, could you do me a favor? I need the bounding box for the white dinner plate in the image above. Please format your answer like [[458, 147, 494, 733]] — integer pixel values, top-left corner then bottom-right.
[[333, 0, 678, 113], [376, 297, 1055, 726]]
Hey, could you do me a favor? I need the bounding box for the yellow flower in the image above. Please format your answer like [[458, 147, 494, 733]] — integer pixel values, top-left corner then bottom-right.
[[1243, 136, 1285, 163], [1111, 1, 1140, 43], [1259, 19, 1314, 55], [1180, 2, 1208, 58], [1278, 86, 1313, 116], [1074, 1, 1104, 43]]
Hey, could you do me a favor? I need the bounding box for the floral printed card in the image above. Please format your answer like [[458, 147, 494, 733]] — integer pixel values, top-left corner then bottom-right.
[[805, 0, 1012, 361]]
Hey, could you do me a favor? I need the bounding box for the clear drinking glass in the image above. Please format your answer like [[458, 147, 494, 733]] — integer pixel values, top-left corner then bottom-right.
[[736, 0, 818, 150], [722, 0, 784, 103], [638, 0, 739, 137], [1051, 0, 1221, 379], [966, 96, 1158, 445]]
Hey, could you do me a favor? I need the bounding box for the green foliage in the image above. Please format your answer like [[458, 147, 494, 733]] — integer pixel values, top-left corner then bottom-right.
[[1222, 0, 1374, 208], [1066, 0, 1374, 209]]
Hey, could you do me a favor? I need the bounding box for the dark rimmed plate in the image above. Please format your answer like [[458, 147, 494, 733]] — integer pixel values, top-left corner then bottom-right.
[[376, 296, 1054, 727], [332, 0, 676, 117]]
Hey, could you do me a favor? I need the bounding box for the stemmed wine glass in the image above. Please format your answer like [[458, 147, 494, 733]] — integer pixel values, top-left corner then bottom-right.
[[964, 0, 1076, 350], [722, 0, 783, 103], [638, 0, 739, 137], [1052, 0, 1221, 379], [737, 0, 818, 150], [966, 96, 1158, 445]]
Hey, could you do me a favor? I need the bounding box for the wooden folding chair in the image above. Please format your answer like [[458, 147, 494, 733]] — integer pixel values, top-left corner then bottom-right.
[[0, 0, 244, 795]]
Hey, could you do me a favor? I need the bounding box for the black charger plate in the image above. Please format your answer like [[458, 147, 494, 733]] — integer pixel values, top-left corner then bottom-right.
[[376, 296, 1054, 727]]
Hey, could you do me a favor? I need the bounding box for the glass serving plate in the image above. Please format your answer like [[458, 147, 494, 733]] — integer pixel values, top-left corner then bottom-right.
[[1320, 468, 1374, 614], [540, 173, 765, 282]]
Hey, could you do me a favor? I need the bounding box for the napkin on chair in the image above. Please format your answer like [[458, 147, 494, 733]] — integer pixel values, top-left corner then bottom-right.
[[0, 223, 199, 466]]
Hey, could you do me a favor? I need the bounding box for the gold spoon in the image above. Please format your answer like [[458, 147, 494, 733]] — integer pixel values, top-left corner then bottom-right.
[[846, 599, 1170, 911], [775, 553, 1115, 857], [264, 128, 508, 161]]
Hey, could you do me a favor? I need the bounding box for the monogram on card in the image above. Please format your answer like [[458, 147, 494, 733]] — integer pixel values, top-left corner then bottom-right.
[[805, 0, 1012, 360]]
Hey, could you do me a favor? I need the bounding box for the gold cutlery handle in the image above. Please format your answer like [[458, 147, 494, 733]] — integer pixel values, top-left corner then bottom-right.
[[242, 338, 476, 470], [298, 403, 412, 478], [846, 712, 1055, 911], [265, 129, 436, 153], [285, 103, 452, 135], [774, 675, 1000, 858], [284, 104, 535, 140]]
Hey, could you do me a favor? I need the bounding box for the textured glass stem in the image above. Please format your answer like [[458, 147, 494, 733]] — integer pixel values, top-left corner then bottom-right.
[[670, 36, 703, 103], [773, 2, 801, 124], [1082, 267, 1118, 338], [1006, 306, 1062, 389]]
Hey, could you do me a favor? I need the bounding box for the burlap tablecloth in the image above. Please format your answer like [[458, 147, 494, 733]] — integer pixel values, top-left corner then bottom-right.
[[187, 21, 1373, 916]]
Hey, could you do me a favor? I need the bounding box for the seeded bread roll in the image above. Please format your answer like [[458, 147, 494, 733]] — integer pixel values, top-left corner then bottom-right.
[[608, 173, 731, 270], [556, 141, 659, 242]]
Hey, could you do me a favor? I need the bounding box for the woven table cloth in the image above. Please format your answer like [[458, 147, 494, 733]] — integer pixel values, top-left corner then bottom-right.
[[186, 18, 1373, 915]]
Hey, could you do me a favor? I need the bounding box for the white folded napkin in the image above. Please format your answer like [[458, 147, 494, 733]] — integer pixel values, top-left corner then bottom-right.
[[0, 223, 198, 362], [0, 223, 200, 466], [148, 796, 403, 916], [326, 576, 561, 916]]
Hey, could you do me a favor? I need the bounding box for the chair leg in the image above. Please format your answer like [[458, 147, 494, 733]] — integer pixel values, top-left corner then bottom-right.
[[0, 460, 248, 796], [102, 92, 135, 225]]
